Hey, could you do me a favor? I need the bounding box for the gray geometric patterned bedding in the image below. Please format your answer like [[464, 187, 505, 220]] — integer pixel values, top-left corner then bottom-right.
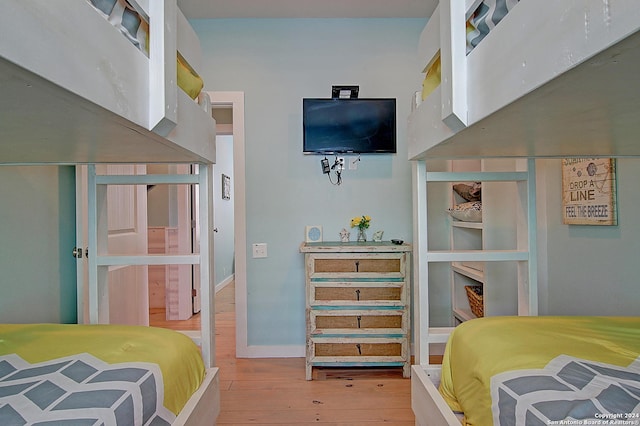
[[0, 353, 175, 425], [467, 0, 520, 54], [88, 0, 148, 53], [491, 355, 640, 426]]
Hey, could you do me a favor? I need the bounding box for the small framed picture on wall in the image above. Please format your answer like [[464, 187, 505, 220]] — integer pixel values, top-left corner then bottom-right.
[[222, 174, 231, 200]]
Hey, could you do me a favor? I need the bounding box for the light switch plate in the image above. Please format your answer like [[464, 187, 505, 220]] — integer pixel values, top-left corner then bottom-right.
[[252, 243, 267, 258]]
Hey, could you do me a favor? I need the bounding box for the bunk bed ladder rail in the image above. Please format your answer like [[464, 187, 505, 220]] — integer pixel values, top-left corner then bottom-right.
[[83, 164, 216, 368], [439, 0, 469, 131], [412, 158, 537, 366], [418, 0, 473, 132]]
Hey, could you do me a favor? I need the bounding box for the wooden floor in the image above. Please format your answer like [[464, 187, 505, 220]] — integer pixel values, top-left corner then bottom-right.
[[151, 282, 415, 425]]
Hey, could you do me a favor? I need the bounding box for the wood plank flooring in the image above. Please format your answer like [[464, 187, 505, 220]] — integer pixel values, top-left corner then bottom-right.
[[151, 282, 415, 425]]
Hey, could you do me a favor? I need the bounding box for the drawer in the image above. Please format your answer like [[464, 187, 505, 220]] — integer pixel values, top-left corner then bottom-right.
[[316, 342, 401, 357], [314, 258, 401, 273], [309, 309, 407, 335], [309, 337, 408, 362], [309, 281, 405, 307], [307, 253, 407, 278]]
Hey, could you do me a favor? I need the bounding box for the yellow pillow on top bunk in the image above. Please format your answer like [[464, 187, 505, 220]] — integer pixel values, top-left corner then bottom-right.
[[177, 55, 205, 100], [423, 2, 516, 101], [420, 19, 475, 101], [421, 55, 441, 101]]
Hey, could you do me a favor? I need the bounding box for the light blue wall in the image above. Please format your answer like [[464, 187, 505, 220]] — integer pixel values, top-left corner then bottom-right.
[[192, 18, 426, 346], [538, 158, 640, 316], [0, 166, 76, 323], [213, 135, 235, 284]]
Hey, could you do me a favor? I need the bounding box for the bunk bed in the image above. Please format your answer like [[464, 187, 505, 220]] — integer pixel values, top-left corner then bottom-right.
[[408, 0, 640, 160], [408, 0, 640, 425], [0, 0, 215, 164], [0, 1, 219, 424]]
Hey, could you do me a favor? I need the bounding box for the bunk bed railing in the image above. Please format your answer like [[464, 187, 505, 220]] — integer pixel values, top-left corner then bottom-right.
[[0, 0, 205, 140], [417, 0, 522, 133], [418, 0, 478, 134], [411, 0, 640, 160], [148, 0, 178, 137], [86, 0, 214, 155], [439, 0, 468, 132], [411, 0, 472, 160], [0, 0, 215, 164]]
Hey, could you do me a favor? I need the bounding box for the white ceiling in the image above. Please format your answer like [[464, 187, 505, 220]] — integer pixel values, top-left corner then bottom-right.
[[177, 0, 437, 19]]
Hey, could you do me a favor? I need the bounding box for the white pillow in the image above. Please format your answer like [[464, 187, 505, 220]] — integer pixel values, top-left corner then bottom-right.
[[447, 201, 482, 222]]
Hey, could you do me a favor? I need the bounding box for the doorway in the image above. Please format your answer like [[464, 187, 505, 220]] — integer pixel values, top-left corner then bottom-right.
[[209, 91, 245, 358], [146, 91, 246, 360]]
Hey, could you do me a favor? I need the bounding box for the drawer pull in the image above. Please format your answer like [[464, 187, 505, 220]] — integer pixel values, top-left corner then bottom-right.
[[355, 289, 360, 301], [356, 344, 362, 355], [355, 260, 360, 272], [357, 315, 362, 328]]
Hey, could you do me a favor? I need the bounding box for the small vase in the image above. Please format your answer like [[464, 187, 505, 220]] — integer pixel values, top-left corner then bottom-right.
[[357, 228, 367, 242]]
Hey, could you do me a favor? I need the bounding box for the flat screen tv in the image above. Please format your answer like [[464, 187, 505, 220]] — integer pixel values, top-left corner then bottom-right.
[[303, 98, 396, 154]]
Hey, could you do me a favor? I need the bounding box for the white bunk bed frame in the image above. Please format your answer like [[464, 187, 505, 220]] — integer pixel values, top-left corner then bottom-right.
[[0, 1, 219, 424], [409, 1, 640, 424], [409, 0, 640, 160], [0, 0, 215, 164]]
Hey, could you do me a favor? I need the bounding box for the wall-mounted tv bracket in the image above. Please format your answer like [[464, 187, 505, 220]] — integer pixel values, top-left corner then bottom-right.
[[331, 85, 359, 99]]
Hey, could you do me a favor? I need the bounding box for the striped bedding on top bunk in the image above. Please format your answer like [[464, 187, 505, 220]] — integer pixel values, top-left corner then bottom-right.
[[88, 0, 149, 54], [421, 0, 521, 101], [466, 0, 520, 54]]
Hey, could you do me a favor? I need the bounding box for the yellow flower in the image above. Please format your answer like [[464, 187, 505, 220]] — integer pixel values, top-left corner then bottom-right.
[[350, 215, 371, 230]]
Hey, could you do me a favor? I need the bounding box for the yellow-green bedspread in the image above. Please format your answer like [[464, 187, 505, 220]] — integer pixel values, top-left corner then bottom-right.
[[0, 323, 205, 415], [439, 316, 640, 426]]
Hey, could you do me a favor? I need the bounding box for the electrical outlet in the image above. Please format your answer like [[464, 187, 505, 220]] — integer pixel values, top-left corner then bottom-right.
[[349, 156, 358, 170], [337, 157, 345, 172]]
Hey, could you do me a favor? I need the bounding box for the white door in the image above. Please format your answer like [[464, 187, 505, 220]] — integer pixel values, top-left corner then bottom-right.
[[168, 164, 195, 320], [102, 164, 149, 325], [192, 164, 202, 314], [75, 164, 149, 325]]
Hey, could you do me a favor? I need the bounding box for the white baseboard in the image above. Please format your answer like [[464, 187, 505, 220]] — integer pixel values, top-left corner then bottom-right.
[[215, 274, 234, 293]]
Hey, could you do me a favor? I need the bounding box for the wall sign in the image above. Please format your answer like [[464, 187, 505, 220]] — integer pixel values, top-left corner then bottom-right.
[[562, 158, 617, 225]]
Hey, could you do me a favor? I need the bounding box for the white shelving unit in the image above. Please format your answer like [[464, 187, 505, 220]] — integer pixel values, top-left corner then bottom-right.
[[412, 158, 537, 365], [448, 201, 484, 323]]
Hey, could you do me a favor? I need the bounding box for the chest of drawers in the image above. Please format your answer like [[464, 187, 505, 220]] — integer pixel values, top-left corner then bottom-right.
[[300, 242, 411, 380]]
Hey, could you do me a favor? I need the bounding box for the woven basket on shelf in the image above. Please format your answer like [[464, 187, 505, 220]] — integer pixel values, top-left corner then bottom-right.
[[464, 285, 484, 318]]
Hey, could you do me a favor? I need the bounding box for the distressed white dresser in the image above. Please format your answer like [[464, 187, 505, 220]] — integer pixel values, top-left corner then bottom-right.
[[300, 241, 411, 380]]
